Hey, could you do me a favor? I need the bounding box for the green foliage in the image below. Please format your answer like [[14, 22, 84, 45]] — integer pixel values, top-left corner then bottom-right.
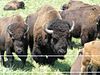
[[0, 0, 100, 75]]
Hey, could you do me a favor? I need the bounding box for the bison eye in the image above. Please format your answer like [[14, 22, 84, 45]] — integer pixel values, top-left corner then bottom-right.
[[53, 38, 58, 44]]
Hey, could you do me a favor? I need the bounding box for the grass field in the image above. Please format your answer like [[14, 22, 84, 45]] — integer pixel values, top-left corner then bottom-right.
[[0, 0, 100, 75]]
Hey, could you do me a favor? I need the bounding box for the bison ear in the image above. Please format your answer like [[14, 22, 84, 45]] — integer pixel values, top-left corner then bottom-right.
[[7, 24, 13, 35], [7, 24, 15, 39]]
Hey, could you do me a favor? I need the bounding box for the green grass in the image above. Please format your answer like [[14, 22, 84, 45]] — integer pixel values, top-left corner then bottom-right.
[[0, 0, 100, 75]]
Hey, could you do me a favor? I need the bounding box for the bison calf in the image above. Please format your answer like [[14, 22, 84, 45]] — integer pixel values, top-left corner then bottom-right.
[[81, 40, 100, 75]]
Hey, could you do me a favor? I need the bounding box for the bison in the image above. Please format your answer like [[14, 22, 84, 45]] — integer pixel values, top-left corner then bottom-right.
[[4, 0, 25, 10], [61, 1, 100, 39], [81, 40, 100, 75], [26, 5, 75, 64], [60, 4, 100, 45], [0, 15, 29, 66]]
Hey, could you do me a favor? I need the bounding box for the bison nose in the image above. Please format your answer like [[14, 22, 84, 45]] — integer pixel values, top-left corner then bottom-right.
[[58, 49, 67, 55], [17, 50, 23, 55]]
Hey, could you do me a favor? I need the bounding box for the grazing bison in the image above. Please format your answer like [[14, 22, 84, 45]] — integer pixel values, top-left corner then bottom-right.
[[26, 5, 75, 64], [4, 0, 25, 10], [81, 40, 100, 75], [60, 5, 100, 45], [61, 1, 100, 39], [0, 15, 29, 66]]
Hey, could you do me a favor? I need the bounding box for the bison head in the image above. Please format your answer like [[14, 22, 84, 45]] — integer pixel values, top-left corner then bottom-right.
[[61, 4, 69, 10], [44, 19, 75, 57], [17, 1, 25, 9], [7, 23, 29, 56]]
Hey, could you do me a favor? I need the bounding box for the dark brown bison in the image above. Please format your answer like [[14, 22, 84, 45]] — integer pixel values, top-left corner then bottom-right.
[[26, 5, 75, 64], [60, 5, 100, 45], [0, 15, 29, 66], [4, 0, 25, 10], [61, 1, 100, 39]]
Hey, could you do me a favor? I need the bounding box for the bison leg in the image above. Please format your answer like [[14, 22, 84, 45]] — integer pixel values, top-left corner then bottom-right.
[[6, 48, 14, 66], [0, 50, 5, 66], [91, 65, 97, 75], [19, 56, 27, 67], [18, 45, 28, 67], [81, 65, 88, 75], [80, 32, 88, 46], [81, 54, 91, 75], [89, 31, 97, 42], [18, 52, 27, 67], [29, 36, 33, 54], [32, 46, 44, 64], [67, 36, 73, 49]]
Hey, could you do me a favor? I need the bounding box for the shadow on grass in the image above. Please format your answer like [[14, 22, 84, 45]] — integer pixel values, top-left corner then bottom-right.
[[5, 59, 34, 71], [50, 60, 70, 75]]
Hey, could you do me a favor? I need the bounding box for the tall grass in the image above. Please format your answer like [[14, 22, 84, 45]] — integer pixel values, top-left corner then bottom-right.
[[0, 0, 100, 75]]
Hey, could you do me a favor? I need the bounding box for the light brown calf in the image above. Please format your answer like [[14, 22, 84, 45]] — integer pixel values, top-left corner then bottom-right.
[[81, 40, 100, 75]]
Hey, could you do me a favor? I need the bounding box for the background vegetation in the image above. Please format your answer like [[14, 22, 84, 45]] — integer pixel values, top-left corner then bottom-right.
[[0, 0, 100, 75]]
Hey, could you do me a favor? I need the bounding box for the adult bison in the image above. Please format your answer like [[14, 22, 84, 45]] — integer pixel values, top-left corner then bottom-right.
[[60, 5, 100, 45], [61, 1, 100, 39], [4, 0, 25, 10], [0, 15, 29, 66], [26, 5, 75, 64]]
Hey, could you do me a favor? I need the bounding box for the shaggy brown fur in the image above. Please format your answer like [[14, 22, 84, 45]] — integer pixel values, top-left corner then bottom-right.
[[26, 5, 74, 64], [33, 5, 62, 46], [61, 5, 100, 45], [81, 40, 100, 75], [0, 15, 28, 66]]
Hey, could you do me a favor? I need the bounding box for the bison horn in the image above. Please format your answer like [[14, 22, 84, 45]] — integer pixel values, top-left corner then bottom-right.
[[7, 24, 13, 35], [69, 21, 75, 32], [44, 23, 53, 34], [24, 24, 29, 35]]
